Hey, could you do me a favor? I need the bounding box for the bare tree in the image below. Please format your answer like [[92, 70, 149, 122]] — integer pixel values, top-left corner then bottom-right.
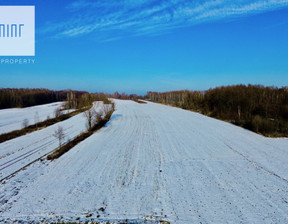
[[84, 106, 104, 131], [238, 105, 241, 120], [102, 103, 114, 119], [54, 107, 62, 118], [84, 107, 96, 130], [22, 118, 29, 128], [103, 104, 110, 115], [53, 126, 65, 149], [34, 111, 39, 128]]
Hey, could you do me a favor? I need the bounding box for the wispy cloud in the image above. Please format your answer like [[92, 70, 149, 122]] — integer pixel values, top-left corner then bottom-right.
[[43, 0, 288, 41]]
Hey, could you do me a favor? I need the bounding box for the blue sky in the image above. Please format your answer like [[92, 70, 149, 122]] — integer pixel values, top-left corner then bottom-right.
[[1, 0, 288, 95]]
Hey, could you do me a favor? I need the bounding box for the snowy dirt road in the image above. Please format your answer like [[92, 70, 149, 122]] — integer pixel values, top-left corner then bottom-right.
[[0, 100, 288, 223]]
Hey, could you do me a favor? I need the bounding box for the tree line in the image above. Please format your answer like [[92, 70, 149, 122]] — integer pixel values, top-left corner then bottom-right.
[[0, 88, 89, 109], [108, 91, 139, 101], [147, 85, 288, 137], [0, 89, 114, 143]]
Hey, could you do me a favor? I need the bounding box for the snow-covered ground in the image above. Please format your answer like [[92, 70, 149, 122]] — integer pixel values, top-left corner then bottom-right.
[[0, 102, 68, 135], [0, 101, 104, 181], [0, 100, 288, 223]]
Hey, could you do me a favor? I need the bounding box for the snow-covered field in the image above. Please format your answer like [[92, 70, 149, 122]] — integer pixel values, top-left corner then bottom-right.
[[1, 100, 288, 223], [0, 102, 68, 135], [0, 102, 104, 181]]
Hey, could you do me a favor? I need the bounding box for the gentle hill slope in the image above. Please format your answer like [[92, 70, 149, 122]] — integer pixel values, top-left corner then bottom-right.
[[1, 100, 288, 223]]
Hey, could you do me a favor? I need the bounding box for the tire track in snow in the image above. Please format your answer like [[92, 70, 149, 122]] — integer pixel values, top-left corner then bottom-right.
[[0, 103, 103, 181], [0, 126, 78, 181], [224, 142, 288, 184]]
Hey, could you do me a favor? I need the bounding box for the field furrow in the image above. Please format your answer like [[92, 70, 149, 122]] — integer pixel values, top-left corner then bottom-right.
[[0, 100, 288, 223]]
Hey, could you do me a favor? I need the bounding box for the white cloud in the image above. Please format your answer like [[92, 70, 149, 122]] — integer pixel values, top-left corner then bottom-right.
[[43, 0, 288, 40]]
